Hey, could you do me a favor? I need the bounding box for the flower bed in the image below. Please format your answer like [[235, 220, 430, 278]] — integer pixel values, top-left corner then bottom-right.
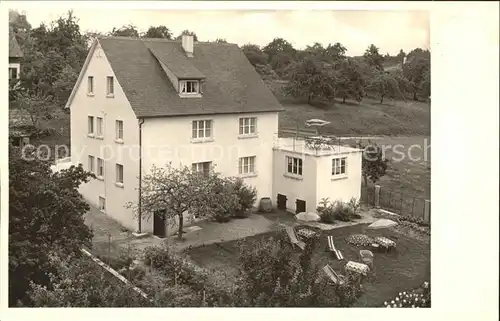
[[383, 281, 431, 308]]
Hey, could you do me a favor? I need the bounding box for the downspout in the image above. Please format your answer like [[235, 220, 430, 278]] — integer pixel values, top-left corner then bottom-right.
[[138, 118, 145, 233]]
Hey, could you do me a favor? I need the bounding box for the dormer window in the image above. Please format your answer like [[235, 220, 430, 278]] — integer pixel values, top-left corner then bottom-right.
[[179, 80, 200, 95]]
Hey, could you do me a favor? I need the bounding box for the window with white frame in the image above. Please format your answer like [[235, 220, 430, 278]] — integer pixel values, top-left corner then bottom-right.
[[179, 80, 199, 94], [96, 117, 103, 137], [88, 155, 95, 173], [239, 156, 256, 175], [192, 161, 211, 176], [106, 76, 114, 95], [286, 156, 303, 176], [116, 120, 123, 140], [88, 76, 94, 94], [88, 116, 94, 135], [98, 196, 106, 211], [97, 157, 104, 177], [192, 120, 212, 139], [116, 163, 124, 184], [332, 157, 347, 176], [239, 117, 257, 135]]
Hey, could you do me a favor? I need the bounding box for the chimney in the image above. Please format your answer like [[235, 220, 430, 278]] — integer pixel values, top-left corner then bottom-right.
[[181, 34, 194, 58]]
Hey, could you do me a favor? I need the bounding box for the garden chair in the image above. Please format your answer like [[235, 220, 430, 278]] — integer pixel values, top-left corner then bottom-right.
[[327, 235, 344, 260], [322, 264, 345, 285], [359, 250, 374, 270], [285, 226, 305, 250]]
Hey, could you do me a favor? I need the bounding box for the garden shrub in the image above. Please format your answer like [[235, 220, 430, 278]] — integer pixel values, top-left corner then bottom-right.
[[317, 198, 336, 224], [231, 178, 257, 218], [332, 201, 353, 222]]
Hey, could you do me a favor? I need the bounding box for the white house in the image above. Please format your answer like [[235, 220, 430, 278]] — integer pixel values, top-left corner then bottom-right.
[[65, 35, 363, 237], [273, 137, 363, 214]]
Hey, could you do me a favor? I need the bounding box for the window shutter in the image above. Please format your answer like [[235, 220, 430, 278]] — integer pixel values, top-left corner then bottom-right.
[[199, 81, 203, 94]]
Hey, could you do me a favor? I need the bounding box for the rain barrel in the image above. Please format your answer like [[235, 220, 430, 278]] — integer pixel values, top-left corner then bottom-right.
[[258, 197, 273, 213]]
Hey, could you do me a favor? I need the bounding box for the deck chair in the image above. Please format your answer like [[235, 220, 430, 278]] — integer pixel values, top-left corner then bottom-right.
[[322, 264, 345, 285], [359, 250, 374, 270], [285, 226, 305, 250], [327, 235, 344, 260]]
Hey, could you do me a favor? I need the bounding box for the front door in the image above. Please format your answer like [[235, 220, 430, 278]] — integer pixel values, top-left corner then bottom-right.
[[153, 210, 166, 238], [296, 199, 306, 214], [277, 194, 287, 211]]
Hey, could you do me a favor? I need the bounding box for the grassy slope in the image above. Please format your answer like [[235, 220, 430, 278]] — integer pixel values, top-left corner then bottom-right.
[[186, 225, 430, 307]]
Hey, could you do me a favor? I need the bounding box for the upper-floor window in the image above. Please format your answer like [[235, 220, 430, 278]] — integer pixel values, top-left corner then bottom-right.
[[192, 161, 212, 177], [286, 156, 303, 176], [88, 76, 94, 95], [192, 120, 212, 139], [115, 120, 123, 141], [332, 157, 347, 176], [97, 157, 104, 178], [88, 155, 95, 173], [116, 163, 124, 186], [180, 80, 199, 94], [96, 117, 103, 137], [88, 116, 94, 135], [9, 67, 18, 79], [239, 117, 257, 135], [106, 76, 114, 96]]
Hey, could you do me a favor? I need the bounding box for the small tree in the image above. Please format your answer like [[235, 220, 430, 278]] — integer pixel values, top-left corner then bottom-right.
[[129, 164, 241, 240], [355, 142, 389, 186]]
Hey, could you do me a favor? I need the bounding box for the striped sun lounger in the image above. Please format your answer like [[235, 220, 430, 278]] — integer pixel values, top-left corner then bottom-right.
[[322, 264, 345, 285], [327, 235, 344, 260], [285, 226, 305, 250]]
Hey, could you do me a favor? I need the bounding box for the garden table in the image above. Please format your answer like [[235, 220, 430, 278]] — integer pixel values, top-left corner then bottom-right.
[[345, 261, 370, 276], [374, 236, 396, 250], [297, 228, 317, 239]]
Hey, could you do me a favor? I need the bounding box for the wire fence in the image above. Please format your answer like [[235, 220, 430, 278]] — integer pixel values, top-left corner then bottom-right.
[[361, 185, 431, 223]]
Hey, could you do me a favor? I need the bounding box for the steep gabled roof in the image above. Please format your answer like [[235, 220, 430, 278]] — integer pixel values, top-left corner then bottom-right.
[[96, 37, 284, 118], [9, 28, 24, 58]]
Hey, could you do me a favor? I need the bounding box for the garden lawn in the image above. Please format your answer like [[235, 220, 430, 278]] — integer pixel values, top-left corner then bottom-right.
[[185, 224, 430, 307]]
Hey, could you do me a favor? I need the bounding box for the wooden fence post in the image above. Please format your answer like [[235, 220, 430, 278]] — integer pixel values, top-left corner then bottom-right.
[[374, 185, 381, 208]]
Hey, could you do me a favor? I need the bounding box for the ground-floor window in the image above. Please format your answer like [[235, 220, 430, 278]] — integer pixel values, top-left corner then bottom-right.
[[332, 157, 347, 176], [98, 196, 106, 211], [239, 156, 256, 175], [286, 156, 303, 176], [192, 161, 212, 176]]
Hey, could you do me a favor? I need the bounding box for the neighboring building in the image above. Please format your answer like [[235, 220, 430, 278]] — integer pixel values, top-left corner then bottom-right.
[[9, 28, 23, 81], [65, 35, 363, 236], [273, 137, 362, 214]]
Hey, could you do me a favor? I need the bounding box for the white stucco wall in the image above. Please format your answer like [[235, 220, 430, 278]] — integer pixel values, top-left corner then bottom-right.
[[315, 150, 363, 205], [70, 41, 141, 232], [272, 150, 318, 213]]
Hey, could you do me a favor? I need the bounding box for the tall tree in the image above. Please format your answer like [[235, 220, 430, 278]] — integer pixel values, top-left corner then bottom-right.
[[352, 142, 389, 186], [263, 37, 296, 74], [110, 24, 140, 37], [143, 25, 173, 39], [363, 44, 385, 71], [175, 29, 198, 42], [9, 146, 94, 305], [325, 42, 347, 62], [397, 49, 406, 67]]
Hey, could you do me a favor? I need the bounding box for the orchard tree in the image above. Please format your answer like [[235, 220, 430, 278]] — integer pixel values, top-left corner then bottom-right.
[[9, 146, 94, 305], [241, 44, 269, 67], [110, 24, 140, 37], [143, 25, 172, 39], [363, 44, 385, 71], [325, 42, 347, 62], [283, 57, 338, 104], [175, 29, 198, 42], [403, 48, 430, 100], [263, 37, 296, 59], [336, 58, 366, 103], [366, 71, 405, 104]]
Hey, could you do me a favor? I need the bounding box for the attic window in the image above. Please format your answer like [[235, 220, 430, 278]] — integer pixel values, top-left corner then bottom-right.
[[179, 80, 200, 95]]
